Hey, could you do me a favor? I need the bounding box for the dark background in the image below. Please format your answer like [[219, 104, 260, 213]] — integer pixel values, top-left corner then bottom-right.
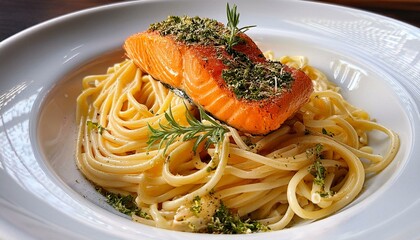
[[1, 0, 419, 41]]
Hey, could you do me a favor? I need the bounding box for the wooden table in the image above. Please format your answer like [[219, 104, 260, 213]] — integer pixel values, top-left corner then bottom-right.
[[1, 0, 419, 41]]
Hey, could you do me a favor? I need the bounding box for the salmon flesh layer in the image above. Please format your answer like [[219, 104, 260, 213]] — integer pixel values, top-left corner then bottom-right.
[[124, 16, 313, 135]]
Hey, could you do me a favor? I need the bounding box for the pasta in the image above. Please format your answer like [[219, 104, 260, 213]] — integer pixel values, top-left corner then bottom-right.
[[75, 53, 399, 233]]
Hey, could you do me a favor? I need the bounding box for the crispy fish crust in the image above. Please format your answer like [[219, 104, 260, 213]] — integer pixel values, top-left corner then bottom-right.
[[124, 26, 313, 135]]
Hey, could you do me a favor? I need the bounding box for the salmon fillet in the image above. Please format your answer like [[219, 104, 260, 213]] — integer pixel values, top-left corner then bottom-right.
[[124, 16, 313, 135]]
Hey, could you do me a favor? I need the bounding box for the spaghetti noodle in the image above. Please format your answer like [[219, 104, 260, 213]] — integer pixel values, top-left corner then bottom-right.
[[75, 53, 399, 233]]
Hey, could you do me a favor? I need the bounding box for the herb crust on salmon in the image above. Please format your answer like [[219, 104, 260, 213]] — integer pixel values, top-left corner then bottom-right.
[[124, 6, 313, 135]]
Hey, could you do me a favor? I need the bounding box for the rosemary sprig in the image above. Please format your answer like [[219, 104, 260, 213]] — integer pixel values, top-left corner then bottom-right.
[[226, 3, 256, 50], [147, 106, 228, 156]]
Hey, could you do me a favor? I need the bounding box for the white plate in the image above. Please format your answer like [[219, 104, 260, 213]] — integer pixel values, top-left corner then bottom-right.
[[1, 0, 419, 239]]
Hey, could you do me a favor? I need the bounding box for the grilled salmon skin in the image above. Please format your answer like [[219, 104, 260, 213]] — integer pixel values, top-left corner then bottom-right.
[[124, 16, 313, 135]]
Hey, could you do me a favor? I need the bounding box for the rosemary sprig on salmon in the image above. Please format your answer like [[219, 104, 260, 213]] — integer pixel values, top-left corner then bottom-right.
[[225, 3, 256, 50], [124, 4, 313, 135]]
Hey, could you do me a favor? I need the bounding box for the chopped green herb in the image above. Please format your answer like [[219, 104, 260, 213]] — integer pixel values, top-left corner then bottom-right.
[[314, 143, 324, 156], [206, 202, 270, 234], [206, 165, 217, 172], [309, 160, 326, 186], [322, 128, 334, 137], [87, 120, 106, 135], [307, 144, 326, 186], [190, 196, 202, 216], [97, 188, 151, 219], [222, 57, 294, 101], [149, 3, 255, 49], [147, 105, 228, 156], [318, 191, 334, 198], [149, 15, 227, 45]]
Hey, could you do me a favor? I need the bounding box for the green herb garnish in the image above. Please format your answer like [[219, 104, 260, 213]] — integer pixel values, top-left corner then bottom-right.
[[190, 196, 202, 216], [149, 3, 255, 50], [225, 3, 256, 50], [87, 120, 106, 135], [309, 159, 326, 186], [149, 15, 226, 45], [223, 4, 293, 101], [97, 188, 150, 219], [147, 106, 228, 156], [322, 128, 335, 137], [222, 58, 294, 100], [308, 144, 326, 186], [206, 202, 270, 234]]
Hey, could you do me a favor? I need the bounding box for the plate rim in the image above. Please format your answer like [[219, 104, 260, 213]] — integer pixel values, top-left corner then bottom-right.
[[1, 0, 420, 239]]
